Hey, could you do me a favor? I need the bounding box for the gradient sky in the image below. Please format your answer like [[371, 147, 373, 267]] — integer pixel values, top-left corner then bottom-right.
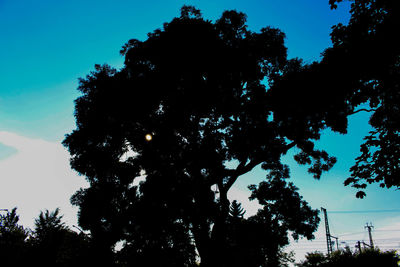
[[1, 0, 399, 263]]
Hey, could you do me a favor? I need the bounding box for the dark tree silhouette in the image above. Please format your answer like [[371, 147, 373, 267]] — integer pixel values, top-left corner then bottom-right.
[[63, 6, 335, 266], [0, 208, 31, 266], [246, 166, 319, 266], [296, 248, 400, 267], [229, 200, 245, 220], [249, 166, 320, 242], [0, 208, 93, 266], [223, 168, 319, 267], [34, 208, 67, 235], [329, 0, 400, 197], [32, 208, 69, 266], [296, 251, 328, 267], [276, 0, 400, 198], [116, 219, 197, 267], [269, 0, 400, 198], [31, 208, 93, 267]]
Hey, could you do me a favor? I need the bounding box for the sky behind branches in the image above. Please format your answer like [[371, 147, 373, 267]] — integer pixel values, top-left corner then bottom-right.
[[1, 0, 400, 263]]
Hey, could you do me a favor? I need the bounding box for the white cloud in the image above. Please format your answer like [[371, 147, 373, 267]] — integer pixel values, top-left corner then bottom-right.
[[0, 131, 88, 229]]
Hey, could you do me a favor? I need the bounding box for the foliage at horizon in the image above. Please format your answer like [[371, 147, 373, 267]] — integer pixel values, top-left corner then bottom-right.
[[0, 208, 93, 266], [296, 247, 400, 266]]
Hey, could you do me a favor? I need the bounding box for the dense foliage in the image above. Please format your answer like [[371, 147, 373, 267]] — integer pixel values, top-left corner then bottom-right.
[[0, 208, 93, 267], [277, 0, 400, 197], [297, 248, 400, 267], [60, 0, 400, 265], [269, 0, 400, 198], [0, 208, 31, 266], [331, 0, 400, 197], [62, 6, 334, 266]]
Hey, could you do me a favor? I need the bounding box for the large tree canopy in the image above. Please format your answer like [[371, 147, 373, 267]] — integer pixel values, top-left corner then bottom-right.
[[269, 0, 400, 198], [64, 6, 340, 266], [328, 0, 400, 197]]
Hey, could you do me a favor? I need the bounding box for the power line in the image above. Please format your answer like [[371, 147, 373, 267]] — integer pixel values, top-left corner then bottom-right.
[[338, 231, 365, 237], [329, 209, 400, 214]]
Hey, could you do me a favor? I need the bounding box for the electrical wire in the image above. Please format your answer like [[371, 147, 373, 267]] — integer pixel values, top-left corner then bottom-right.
[[329, 209, 400, 214]]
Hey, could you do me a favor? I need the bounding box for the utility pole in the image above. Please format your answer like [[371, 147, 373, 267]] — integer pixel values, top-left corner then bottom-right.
[[365, 223, 374, 248], [331, 235, 339, 251], [321, 207, 333, 255], [362, 241, 371, 249], [356, 241, 362, 254]]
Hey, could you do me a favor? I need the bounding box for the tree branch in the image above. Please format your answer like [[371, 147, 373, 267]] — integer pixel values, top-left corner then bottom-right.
[[283, 141, 296, 154], [224, 159, 262, 191], [348, 108, 377, 116], [222, 142, 297, 191]]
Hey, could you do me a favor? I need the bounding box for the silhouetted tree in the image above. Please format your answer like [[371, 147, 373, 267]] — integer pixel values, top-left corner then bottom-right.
[[32, 208, 67, 266], [297, 251, 328, 267], [329, 0, 400, 197], [116, 219, 197, 267], [0, 208, 31, 266], [275, 0, 400, 198], [34, 208, 66, 235], [268, 0, 400, 198], [247, 166, 319, 266], [224, 168, 318, 267], [297, 248, 400, 267], [0, 208, 94, 266], [31, 208, 93, 267], [229, 200, 245, 220], [64, 6, 335, 266]]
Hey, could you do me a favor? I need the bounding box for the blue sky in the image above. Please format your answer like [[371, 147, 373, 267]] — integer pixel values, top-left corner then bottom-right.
[[0, 0, 350, 140], [1, 0, 399, 263]]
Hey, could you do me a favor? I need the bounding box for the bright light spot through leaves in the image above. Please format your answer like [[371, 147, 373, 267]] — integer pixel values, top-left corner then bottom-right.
[[145, 134, 153, 141]]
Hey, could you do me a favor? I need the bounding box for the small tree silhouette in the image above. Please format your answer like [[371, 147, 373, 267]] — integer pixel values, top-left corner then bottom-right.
[[229, 200, 245, 220], [34, 208, 66, 236], [0, 208, 31, 266], [31, 208, 94, 266]]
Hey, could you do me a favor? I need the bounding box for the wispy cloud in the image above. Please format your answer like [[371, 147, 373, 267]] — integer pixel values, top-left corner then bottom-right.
[[0, 131, 88, 229]]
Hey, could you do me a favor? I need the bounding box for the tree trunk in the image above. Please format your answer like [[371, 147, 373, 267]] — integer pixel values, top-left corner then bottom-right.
[[200, 187, 230, 267]]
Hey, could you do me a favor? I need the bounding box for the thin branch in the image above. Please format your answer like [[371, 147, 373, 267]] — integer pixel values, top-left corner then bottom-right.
[[283, 141, 296, 154], [348, 108, 377, 116]]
